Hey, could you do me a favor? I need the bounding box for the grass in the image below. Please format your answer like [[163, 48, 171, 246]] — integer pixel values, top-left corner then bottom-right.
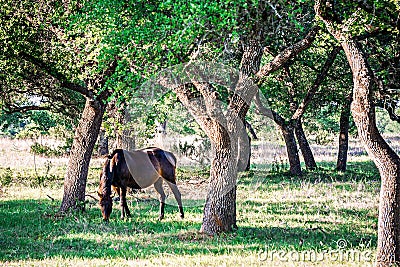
[[0, 158, 380, 267]]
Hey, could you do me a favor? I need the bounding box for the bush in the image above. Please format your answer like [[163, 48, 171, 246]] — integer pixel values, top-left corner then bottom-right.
[[0, 167, 13, 186], [30, 142, 66, 157]]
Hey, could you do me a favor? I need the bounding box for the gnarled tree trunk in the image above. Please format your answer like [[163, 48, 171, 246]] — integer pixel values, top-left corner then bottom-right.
[[280, 123, 302, 176], [294, 119, 316, 170], [199, 38, 264, 234], [169, 27, 318, 235], [344, 41, 400, 267], [59, 97, 106, 212], [315, 2, 400, 265], [201, 126, 238, 233]]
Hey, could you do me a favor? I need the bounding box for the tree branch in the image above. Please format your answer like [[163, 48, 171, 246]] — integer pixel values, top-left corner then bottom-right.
[[245, 121, 258, 140], [255, 26, 320, 81], [291, 46, 341, 120], [18, 51, 92, 98], [254, 90, 286, 127], [4, 105, 51, 114], [375, 100, 400, 123]]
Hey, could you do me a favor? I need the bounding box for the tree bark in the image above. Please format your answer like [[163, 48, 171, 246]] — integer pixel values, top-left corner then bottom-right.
[[98, 128, 109, 156], [115, 106, 136, 151], [294, 119, 316, 170], [254, 92, 302, 176], [315, 2, 400, 265], [344, 40, 400, 267], [280, 123, 302, 176], [200, 37, 264, 235], [336, 96, 351, 172], [237, 122, 251, 172], [201, 126, 238, 233], [59, 97, 106, 212]]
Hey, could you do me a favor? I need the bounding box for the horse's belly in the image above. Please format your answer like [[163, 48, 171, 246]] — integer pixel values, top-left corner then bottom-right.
[[128, 171, 160, 189]]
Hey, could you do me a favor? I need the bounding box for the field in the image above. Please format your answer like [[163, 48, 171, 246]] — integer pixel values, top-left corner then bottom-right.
[[1, 137, 398, 266]]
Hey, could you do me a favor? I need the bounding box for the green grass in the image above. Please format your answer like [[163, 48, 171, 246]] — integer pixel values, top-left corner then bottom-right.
[[0, 161, 379, 266]]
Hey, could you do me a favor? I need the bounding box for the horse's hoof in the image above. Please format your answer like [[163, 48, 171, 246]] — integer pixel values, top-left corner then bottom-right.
[[180, 214, 184, 219], [158, 215, 164, 221]]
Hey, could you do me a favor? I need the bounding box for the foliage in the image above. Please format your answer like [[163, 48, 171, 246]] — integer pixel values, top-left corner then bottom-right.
[[30, 142, 70, 157], [0, 167, 13, 186], [0, 112, 26, 136], [2, 0, 397, 156], [376, 107, 400, 134]]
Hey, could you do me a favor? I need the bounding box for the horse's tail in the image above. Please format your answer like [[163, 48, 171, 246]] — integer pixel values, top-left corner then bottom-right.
[[164, 151, 177, 168]]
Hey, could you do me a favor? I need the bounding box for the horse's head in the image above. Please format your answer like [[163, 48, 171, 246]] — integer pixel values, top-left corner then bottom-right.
[[98, 157, 113, 221], [98, 189, 113, 221]]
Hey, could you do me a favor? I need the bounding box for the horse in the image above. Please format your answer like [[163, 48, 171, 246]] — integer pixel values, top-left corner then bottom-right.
[[98, 147, 184, 222]]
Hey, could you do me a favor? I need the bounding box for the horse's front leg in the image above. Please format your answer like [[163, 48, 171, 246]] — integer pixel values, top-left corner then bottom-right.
[[120, 187, 131, 219], [112, 186, 120, 201]]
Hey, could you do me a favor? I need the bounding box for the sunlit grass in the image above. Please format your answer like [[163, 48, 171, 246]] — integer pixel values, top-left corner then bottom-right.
[[0, 157, 380, 266]]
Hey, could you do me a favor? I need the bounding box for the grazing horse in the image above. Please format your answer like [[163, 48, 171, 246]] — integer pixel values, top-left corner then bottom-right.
[[98, 147, 184, 221]]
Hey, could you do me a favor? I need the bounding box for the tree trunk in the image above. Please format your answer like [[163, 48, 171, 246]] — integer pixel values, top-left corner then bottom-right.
[[201, 144, 238, 234], [237, 122, 251, 172], [245, 135, 251, 171], [115, 107, 136, 151], [336, 97, 351, 172], [294, 119, 316, 170], [199, 36, 263, 234], [98, 128, 109, 156], [174, 27, 317, 234], [315, 3, 400, 263], [280, 124, 302, 176], [117, 129, 136, 151], [343, 42, 400, 266], [59, 97, 106, 212]]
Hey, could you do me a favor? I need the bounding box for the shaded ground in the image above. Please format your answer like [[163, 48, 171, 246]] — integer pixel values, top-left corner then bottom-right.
[[0, 158, 379, 266]]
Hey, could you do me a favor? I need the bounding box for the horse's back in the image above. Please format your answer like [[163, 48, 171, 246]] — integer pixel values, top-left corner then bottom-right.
[[142, 147, 176, 167], [125, 147, 177, 185]]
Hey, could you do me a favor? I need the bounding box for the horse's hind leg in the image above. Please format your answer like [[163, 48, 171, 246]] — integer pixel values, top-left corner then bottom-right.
[[153, 178, 166, 220], [166, 181, 184, 219], [120, 187, 131, 219]]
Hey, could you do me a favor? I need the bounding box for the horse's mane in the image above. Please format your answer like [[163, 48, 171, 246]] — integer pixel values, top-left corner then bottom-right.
[[100, 151, 118, 197], [106, 149, 123, 159]]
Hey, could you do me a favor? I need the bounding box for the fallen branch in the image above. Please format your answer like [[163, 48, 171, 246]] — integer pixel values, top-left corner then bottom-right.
[[85, 194, 99, 202]]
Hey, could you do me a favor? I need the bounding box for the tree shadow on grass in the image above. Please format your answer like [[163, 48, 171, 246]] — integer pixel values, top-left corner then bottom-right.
[[240, 160, 380, 190], [0, 198, 377, 262]]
